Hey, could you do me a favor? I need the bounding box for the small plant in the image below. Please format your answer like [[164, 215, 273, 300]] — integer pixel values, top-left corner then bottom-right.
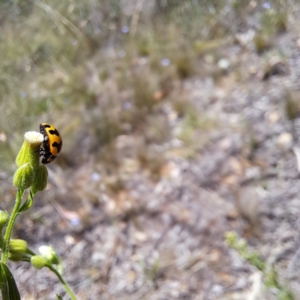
[[225, 231, 294, 300], [141, 257, 161, 289], [132, 75, 157, 112], [284, 90, 299, 121], [260, 7, 288, 35], [253, 33, 273, 54], [172, 51, 195, 79], [0, 129, 77, 299]]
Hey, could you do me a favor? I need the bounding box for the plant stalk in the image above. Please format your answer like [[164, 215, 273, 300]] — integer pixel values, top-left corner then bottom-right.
[[48, 264, 77, 300], [1, 189, 24, 264]]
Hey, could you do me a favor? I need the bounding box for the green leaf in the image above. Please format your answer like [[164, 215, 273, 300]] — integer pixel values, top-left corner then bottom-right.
[[0, 262, 20, 300], [56, 295, 63, 300], [18, 191, 33, 213]]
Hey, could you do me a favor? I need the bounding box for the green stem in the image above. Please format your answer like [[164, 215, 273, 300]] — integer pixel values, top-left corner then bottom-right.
[[48, 265, 77, 300], [25, 247, 36, 256], [1, 189, 24, 264]]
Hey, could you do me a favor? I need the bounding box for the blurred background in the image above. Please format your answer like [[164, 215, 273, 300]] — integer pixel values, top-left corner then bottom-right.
[[1, 0, 300, 299]]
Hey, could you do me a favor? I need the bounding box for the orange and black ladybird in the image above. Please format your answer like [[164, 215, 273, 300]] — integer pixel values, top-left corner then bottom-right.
[[39, 123, 62, 164]]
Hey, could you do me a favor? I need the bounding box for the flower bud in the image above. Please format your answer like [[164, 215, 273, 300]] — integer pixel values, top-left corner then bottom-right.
[[13, 163, 34, 190], [39, 245, 59, 265], [225, 231, 236, 244], [31, 255, 49, 269], [31, 165, 48, 195], [237, 238, 247, 250], [8, 239, 28, 261], [0, 211, 9, 231], [16, 131, 43, 169]]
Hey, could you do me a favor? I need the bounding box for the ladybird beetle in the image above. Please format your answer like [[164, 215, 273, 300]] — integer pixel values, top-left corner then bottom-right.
[[39, 123, 63, 164]]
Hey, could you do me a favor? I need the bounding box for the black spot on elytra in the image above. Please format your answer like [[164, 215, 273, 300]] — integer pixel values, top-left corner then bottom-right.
[[52, 141, 62, 152], [49, 129, 60, 136]]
